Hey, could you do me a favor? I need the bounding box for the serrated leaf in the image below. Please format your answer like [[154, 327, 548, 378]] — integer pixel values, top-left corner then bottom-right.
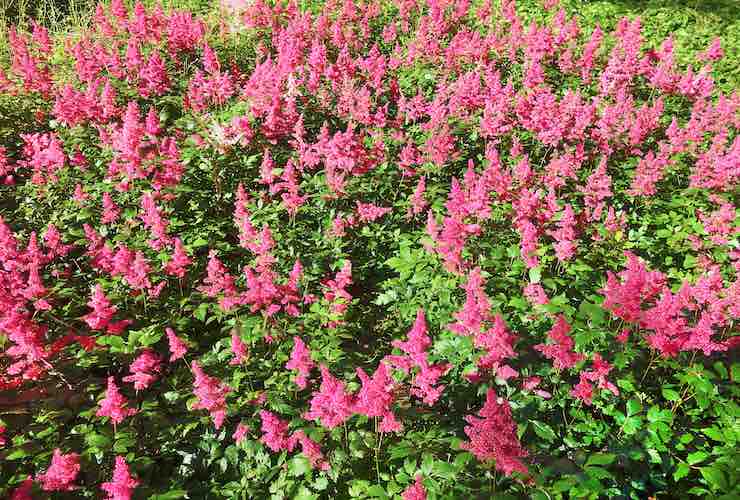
[[662, 388, 680, 402], [194, 303, 208, 323], [532, 420, 557, 442], [674, 463, 690, 481], [85, 433, 110, 448], [529, 266, 542, 283], [289, 456, 311, 477], [366, 485, 389, 499], [700, 466, 727, 491], [627, 398, 642, 416], [6, 448, 29, 460], [687, 451, 709, 465], [701, 427, 724, 442]]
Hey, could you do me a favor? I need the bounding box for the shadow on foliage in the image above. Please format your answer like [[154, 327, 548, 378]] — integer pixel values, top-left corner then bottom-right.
[[586, 0, 740, 18]]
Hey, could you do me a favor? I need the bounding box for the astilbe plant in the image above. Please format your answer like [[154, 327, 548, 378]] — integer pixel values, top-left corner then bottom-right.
[[100, 456, 139, 500], [35, 449, 80, 492], [0, 0, 738, 497]]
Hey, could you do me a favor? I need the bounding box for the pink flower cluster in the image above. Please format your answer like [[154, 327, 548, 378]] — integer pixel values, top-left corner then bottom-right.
[[321, 260, 353, 327], [534, 315, 584, 370], [449, 268, 518, 378], [602, 252, 738, 357], [122, 349, 162, 391], [571, 354, 619, 405], [384, 309, 449, 405], [191, 361, 232, 429], [259, 411, 330, 470], [285, 336, 315, 389], [461, 389, 528, 476], [97, 377, 138, 427], [36, 449, 80, 491], [101, 456, 139, 500]]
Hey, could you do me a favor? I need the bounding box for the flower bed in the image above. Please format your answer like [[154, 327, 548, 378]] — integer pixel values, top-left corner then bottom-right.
[[0, 0, 738, 498]]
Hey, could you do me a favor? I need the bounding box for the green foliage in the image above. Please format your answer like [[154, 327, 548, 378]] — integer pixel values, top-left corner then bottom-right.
[[0, 0, 738, 499]]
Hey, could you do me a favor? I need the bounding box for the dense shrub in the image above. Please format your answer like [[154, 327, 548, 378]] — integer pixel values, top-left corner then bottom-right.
[[0, 0, 738, 498]]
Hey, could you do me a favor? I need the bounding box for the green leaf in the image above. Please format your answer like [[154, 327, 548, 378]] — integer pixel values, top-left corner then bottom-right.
[[85, 433, 110, 448], [701, 427, 724, 442], [578, 301, 605, 326], [647, 405, 670, 423], [5, 448, 29, 460], [662, 388, 680, 402], [289, 456, 311, 477], [622, 417, 641, 435], [687, 451, 708, 465], [674, 463, 690, 481], [683, 254, 697, 269], [366, 485, 389, 499], [532, 420, 557, 442], [150, 491, 188, 500], [453, 452, 472, 468], [403, 457, 417, 476], [432, 461, 457, 479], [529, 266, 542, 284], [294, 487, 318, 500], [194, 303, 209, 323], [700, 466, 728, 491], [313, 477, 329, 491], [713, 362, 728, 379], [586, 453, 616, 466], [627, 398, 642, 416], [96, 335, 125, 351]]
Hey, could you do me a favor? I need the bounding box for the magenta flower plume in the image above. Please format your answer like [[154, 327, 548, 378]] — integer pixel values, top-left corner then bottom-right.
[[164, 237, 192, 278], [385, 309, 450, 405], [290, 430, 330, 471], [285, 336, 315, 389], [233, 422, 250, 443], [571, 354, 619, 405], [354, 364, 402, 433], [408, 177, 428, 217], [139, 50, 170, 97], [101, 456, 139, 500], [10, 476, 34, 500], [461, 389, 528, 476], [402, 475, 427, 500], [322, 260, 353, 326], [83, 284, 117, 332], [36, 448, 80, 491], [355, 201, 392, 223], [547, 203, 578, 262], [191, 361, 231, 429], [534, 315, 584, 370], [122, 349, 162, 391], [449, 269, 518, 375], [198, 251, 237, 298], [259, 410, 295, 452], [139, 193, 172, 250], [166, 327, 188, 361], [144, 107, 161, 137], [229, 330, 249, 365], [101, 192, 120, 224], [393, 309, 431, 361], [97, 377, 138, 426], [304, 365, 354, 429]]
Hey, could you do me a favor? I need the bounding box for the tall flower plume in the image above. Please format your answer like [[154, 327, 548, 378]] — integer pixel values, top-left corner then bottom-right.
[[101, 456, 139, 500], [191, 361, 231, 429], [97, 377, 138, 427]]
